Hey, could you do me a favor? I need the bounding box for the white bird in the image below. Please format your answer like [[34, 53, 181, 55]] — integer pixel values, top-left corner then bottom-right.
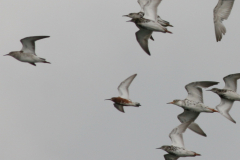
[[5, 36, 50, 66], [105, 74, 141, 113], [126, 0, 172, 55], [207, 73, 240, 123], [124, 0, 173, 27], [167, 81, 219, 137], [214, 0, 235, 42], [157, 121, 201, 159], [137, 0, 171, 32]]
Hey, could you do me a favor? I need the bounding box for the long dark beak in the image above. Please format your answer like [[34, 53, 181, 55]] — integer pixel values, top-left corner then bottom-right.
[[156, 147, 162, 149], [3, 54, 9, 56], [122, 15, 129, 17], [126, 20, 133, 22], [105, 99, 111, 101], [167, 102, 174, 104]]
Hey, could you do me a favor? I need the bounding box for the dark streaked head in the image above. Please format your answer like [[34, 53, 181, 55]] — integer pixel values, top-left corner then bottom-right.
[[4, 51, 17, 57], [206, 88, 219, 93], [156, 145, 169, 151], [123, 12, 142, 19]]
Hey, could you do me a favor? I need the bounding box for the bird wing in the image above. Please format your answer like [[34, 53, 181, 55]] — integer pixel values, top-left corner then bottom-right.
[[135, 29, 153, 56], [164, 154, 179, 160], [178, 110, 206, 137], [223, 73, 240, 92], [20, 36, 50, 55], [216, 98, 235, 123], [214, 0, 235, 42], [169, 121, 192, 148], [143, 0, 162, 21], [138, 0, 149, 12], [185, 81, 219, 103], [114, 103, 125, 113], [118, 74, 137, 99]]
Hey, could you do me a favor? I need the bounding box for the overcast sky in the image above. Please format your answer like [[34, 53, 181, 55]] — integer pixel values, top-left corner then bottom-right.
[[0, 0, 240, 159]]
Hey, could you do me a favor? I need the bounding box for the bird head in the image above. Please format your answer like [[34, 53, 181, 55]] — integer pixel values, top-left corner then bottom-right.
[[206, 88, 219, 93], [4, 51, 15, 57], [156, 145, 169, 151], [123, 12, 142, 19], [167, 99, 182, 106]]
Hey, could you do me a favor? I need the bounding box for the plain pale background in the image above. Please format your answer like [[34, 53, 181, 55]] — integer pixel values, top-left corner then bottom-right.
[[0, 0, 240, 159]]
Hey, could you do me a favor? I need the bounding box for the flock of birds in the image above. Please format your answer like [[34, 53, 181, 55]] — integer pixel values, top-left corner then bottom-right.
[[106, 73, 240, 159], [123, 0, 235, 55], [2, 0, 236, 159]]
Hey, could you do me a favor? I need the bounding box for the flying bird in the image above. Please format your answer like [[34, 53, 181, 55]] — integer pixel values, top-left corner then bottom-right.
[[207, 73, 240, 123], [124, 0, 173, 27], [105, 74, 141, 113], [167, 81, 219, 137], [214, 0, 235, 42], [5, 36, 51, 66], [157, 121, 201, 159], [124, 0, 172, 55]]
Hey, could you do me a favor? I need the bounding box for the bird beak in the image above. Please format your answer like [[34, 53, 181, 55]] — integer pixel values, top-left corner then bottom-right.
[[167, 102, 174, 104], [3, 54, 9, 56], [156, 147, 162, 149], [208, 108, 218, 112], [126, 20, 133, 22], [168, 25, 173, 27], [105, 99, 111, 101], [122, 15, 129, 17]]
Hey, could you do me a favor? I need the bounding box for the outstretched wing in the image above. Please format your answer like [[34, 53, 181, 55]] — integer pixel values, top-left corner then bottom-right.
[[185, 81, 219, 103], [164, 154, 179, 160], [138, 0, 149, 12], [118, 74, 137, 99], [114, 103, 125, 113], [223, 73, 240, 92], [214, 0, 235, 42], [143, 0, 162, 21], [178, 110, 206, 137], [169, 121, 192, 148], [135, 29, 153, 55], [20, 36, 50, 55], [216, 98, 235, 123]]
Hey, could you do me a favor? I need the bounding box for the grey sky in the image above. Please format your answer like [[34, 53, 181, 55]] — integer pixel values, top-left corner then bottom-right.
[[0, 0, 240, 159]]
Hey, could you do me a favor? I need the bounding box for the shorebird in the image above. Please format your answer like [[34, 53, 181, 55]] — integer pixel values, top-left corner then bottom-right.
[[5, 36, 51, 66], [207, 73, 240, 123], [167, 81, 219, 137], [214, 0, 235, 42], [124, 0, 172, 55], [157, 121, 201, 159], [123, 0, 173, 27], [105, 74, 141, 113]]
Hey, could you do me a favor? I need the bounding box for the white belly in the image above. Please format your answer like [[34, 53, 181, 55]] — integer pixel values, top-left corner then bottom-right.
[[223, 91, 240, 101]]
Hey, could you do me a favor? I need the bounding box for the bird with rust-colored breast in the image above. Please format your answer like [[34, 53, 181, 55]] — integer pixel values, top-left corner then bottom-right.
[[105, 74, 141, 113]]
